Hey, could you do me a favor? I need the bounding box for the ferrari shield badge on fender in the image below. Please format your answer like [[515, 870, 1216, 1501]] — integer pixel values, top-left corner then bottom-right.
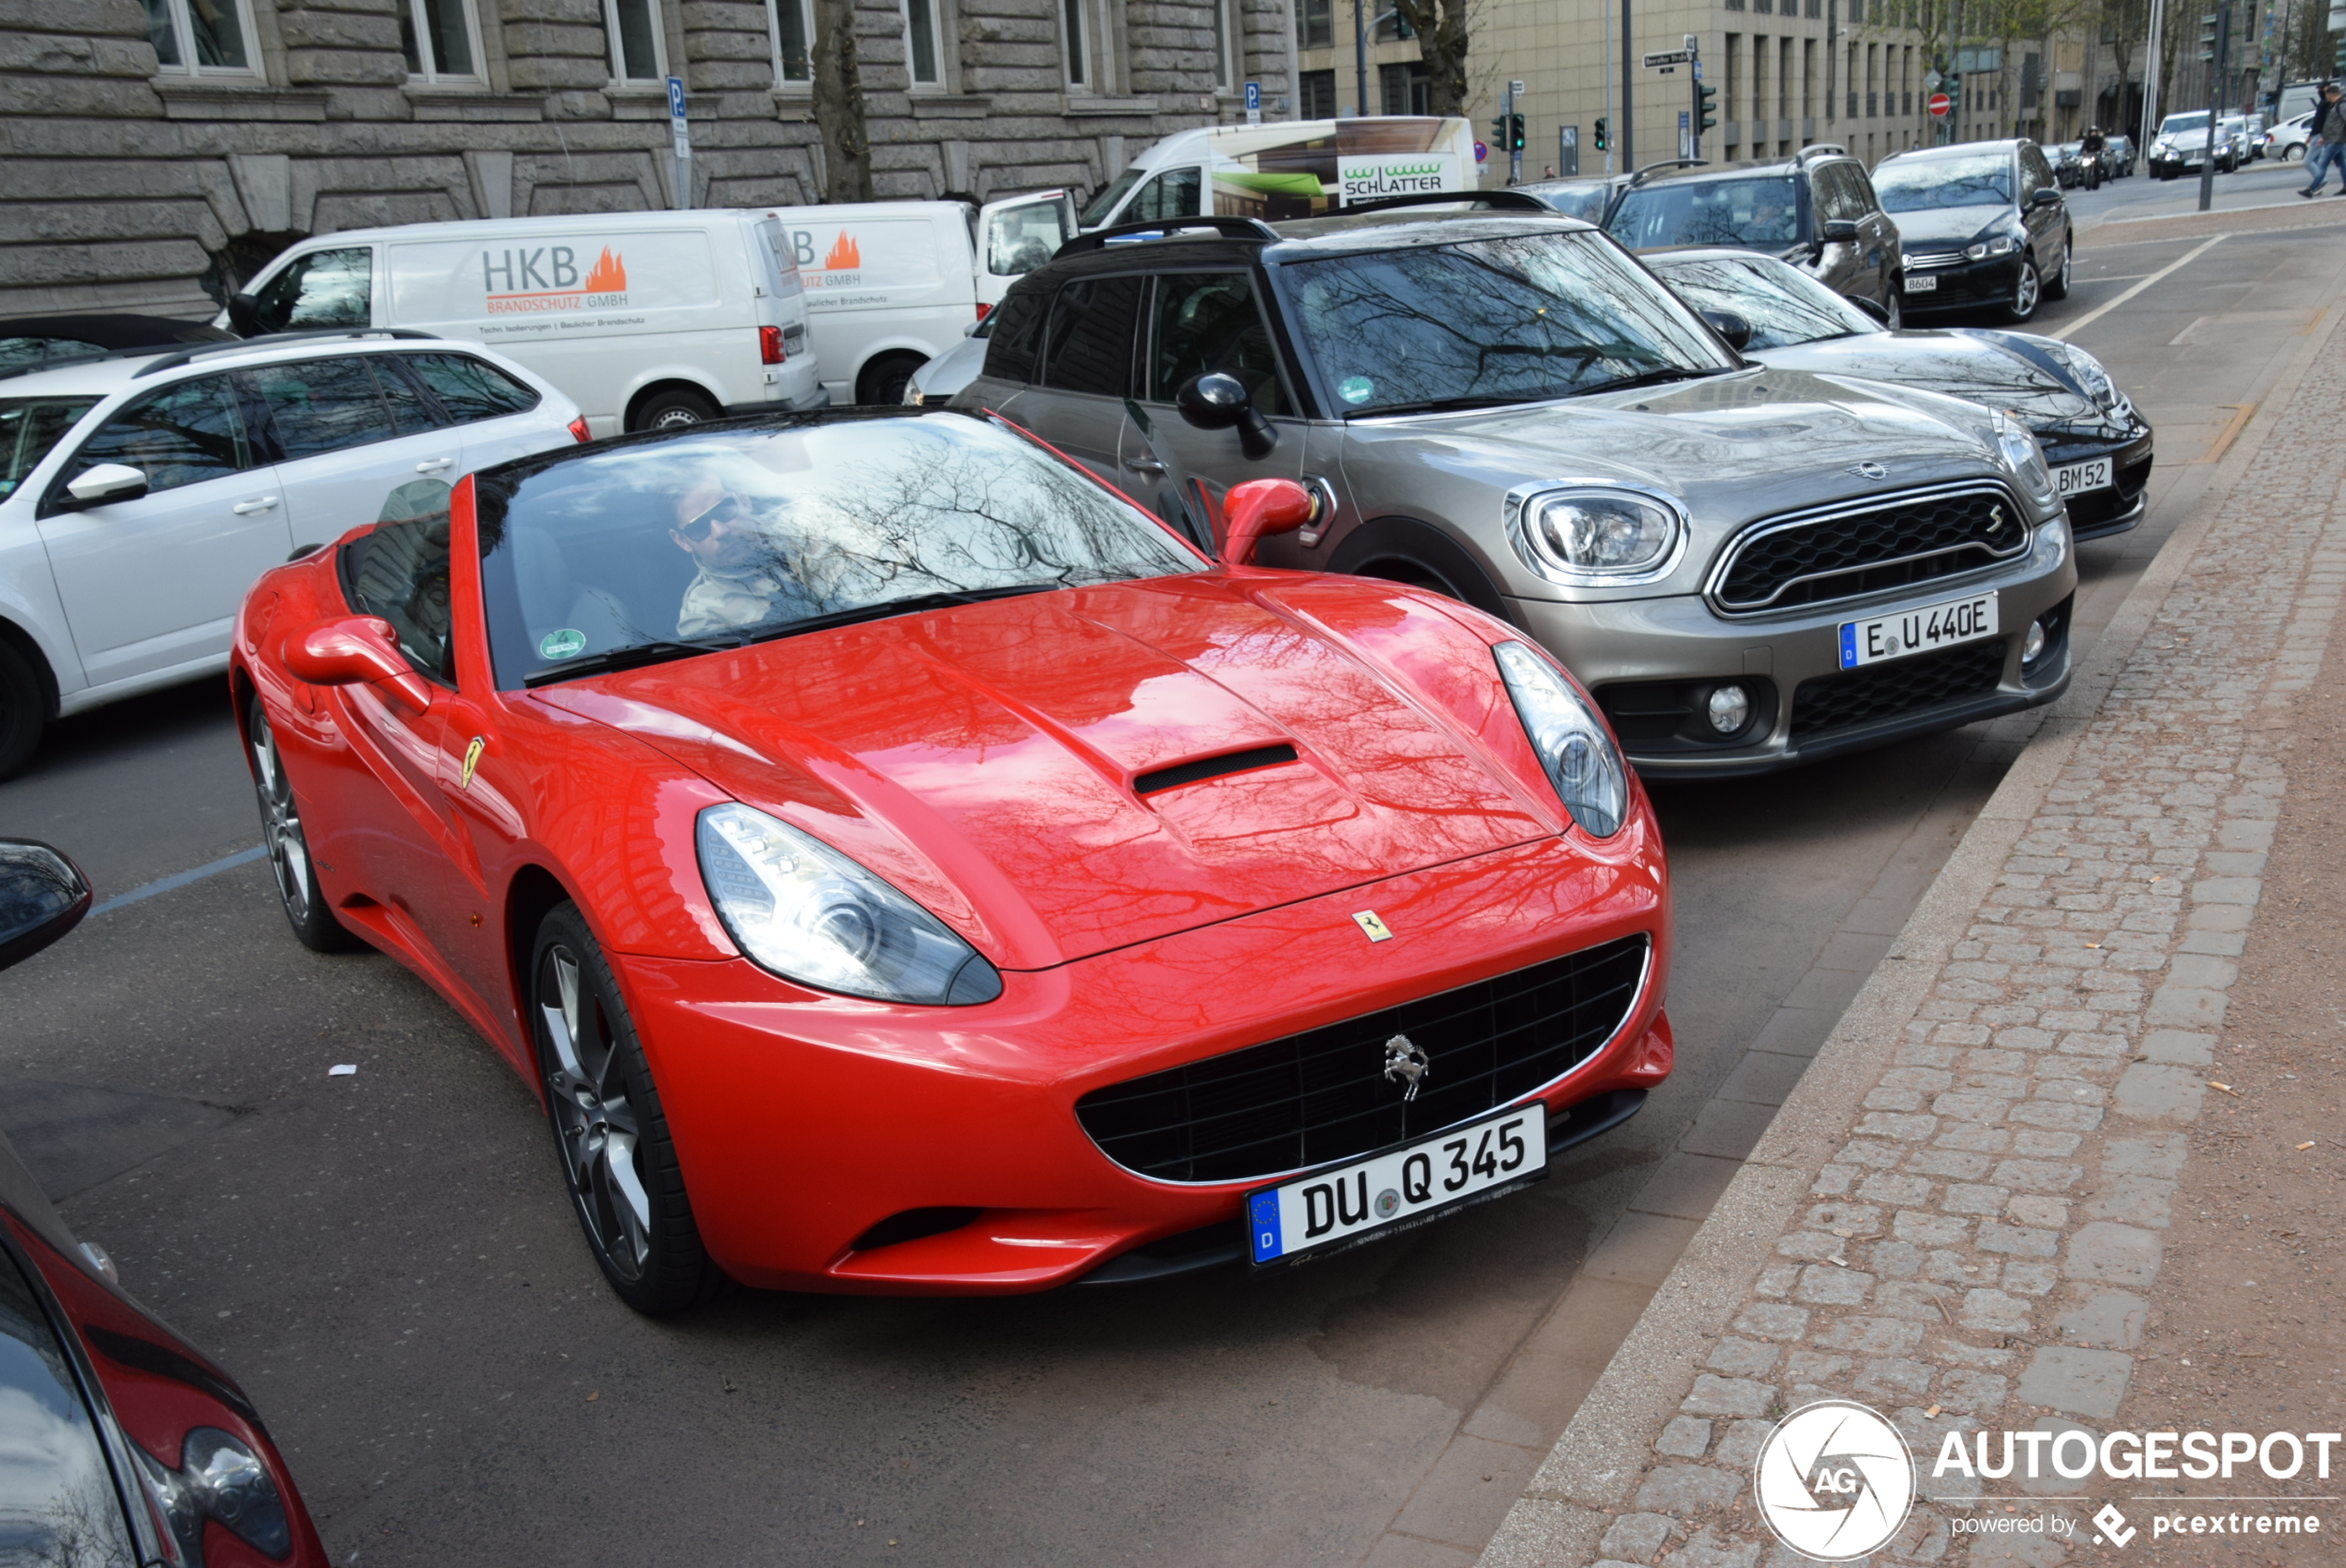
[[1352, 910, 1394, 942], [459, 736, 485, 790]]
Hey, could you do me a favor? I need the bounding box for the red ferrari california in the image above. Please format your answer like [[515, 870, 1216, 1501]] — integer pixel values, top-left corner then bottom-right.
[[232, 410, 1673, 1312]]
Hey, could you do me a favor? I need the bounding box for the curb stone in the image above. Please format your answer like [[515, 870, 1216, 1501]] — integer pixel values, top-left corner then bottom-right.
[[1477, 252, 2346, 1568]]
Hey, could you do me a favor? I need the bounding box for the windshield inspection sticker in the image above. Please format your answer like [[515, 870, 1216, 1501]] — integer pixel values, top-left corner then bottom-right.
[[538, 629, 587, 661], [1338, 376, 1375, 404]]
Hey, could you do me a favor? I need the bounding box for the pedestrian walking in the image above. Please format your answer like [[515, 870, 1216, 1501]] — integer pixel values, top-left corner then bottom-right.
[[2300, 82, 2346, 197]]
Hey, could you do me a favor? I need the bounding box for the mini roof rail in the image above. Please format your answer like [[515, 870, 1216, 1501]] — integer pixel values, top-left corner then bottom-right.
[[1339, 189, 1555, 214], [1054, 215, 1279, 257], [1625, 157, 1711, 187], [132, 326, 441, 378]]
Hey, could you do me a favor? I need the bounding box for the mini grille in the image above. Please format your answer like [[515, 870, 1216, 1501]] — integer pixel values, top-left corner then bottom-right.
[[1711, 484, 2029, 615], [1074, 935, 1651, 1184], [1791, 640, 2009, 739]]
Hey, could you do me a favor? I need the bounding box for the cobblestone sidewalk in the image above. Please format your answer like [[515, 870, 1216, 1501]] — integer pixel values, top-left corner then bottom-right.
[[1478, 301, 2346, 1566]]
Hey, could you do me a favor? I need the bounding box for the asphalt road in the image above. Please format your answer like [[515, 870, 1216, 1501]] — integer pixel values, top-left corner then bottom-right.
[[3, 207, 2340, 1568]]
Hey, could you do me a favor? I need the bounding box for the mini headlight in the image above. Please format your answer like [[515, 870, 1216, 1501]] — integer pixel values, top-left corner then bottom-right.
[[1494, 641, 1629, 839], [1513, 488, 1684, 583], [696, 803, 1003, 1005]]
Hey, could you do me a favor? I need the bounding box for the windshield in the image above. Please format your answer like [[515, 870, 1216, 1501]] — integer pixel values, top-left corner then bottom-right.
[[1080, 169, 1144, 227], [2159, 112, 2210, 137], [1870, 153, 2013, 211], [0, 1248, 139, 1567], [0, 397, 98, 501], [1608, 176, 1801, 250], [1280, 228, 1732, 415], [1523, 182, 1612, 223], [1650, 255, 1880, 350], [476, 414, 1201, 688]]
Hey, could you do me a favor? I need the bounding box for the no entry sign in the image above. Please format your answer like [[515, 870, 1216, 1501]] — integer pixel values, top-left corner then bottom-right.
[[1928, 91, 1953, 118]]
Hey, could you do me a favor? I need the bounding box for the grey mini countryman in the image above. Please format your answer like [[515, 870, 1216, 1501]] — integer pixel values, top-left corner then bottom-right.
[[953, 211, 2076, 778]]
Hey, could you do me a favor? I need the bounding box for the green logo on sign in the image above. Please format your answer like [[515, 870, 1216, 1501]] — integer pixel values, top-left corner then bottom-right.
[[538, 628, 587, 661], [1338, 376, 1375, 404]]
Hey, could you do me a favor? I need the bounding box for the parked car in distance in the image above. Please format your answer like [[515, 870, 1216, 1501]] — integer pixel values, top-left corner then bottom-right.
[[2221, 115, 2258, 163], [2147, 110, 2235, 176], [234, 409, 1676, 1308], [0, 838, 333, 1568], [1606, 147, 1905, 325], [1872, 140, 2073, 323], [2051, 142, 2086, 187], [225, 210, 824, 435], [1079, 116, 1479, 230], [764, 193, 1075, 406], [2104, 134, 2136, 176], [1511, 174, 1630, 223], [0, 312, 234, 373], [0, 328, 583, 778], [2271, 80, 2328, 127], [956, 211, 2076, 777], [1646, 249, 2154, 537], [2265, 111, 2315, 161], [902, 313, 993, 407]]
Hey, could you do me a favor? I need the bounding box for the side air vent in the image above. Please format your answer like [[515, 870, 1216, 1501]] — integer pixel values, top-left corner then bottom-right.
[[1133, 743, 1299, 796]]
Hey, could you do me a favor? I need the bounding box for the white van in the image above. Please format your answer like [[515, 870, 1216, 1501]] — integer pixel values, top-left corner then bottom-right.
[[765, 192, 1075, 406], [227, 210, 823, 437], [1076, 116, 1480, 231]]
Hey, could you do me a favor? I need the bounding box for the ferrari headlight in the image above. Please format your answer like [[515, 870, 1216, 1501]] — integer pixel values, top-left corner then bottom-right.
[[1512, 488, 1684, 584], [2043, 340, 2122, 413], [1494, 641, 1628, 839], [1992, 410, 2055, 505], [133, 1428, 293, 1566], [695, 803, 1002, 1005]]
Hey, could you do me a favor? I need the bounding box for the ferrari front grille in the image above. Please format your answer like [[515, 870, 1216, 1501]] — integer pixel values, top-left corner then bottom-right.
[[1708, 481, 2031, 616], [1073, 935, 1651, 1185]]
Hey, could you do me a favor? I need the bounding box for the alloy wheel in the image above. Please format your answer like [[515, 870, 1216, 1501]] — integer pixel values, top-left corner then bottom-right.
[[1885, 291, 1904, 330], [2059, 246, 2073, 295], [2012, 259, 2041, 320], [538, 944, 653, 1281], [251, 711, 313, 925]]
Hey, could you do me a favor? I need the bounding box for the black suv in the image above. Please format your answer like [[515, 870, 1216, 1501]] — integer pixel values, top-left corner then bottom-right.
[[1605, 147, 1905, 324], [1868, 139, 2073, 324]]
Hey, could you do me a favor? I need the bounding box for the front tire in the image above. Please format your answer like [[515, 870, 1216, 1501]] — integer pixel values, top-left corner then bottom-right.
[[2003, 254, 2043, 323], [2043, 238, 2072, 301], [855, 352, 927, 407], [530, 903, 722, 1315], [0, 639, 43, 782], [630, 387, 720, 431], [248, 694, 361, 953], [1884, 290, 1904, 329]]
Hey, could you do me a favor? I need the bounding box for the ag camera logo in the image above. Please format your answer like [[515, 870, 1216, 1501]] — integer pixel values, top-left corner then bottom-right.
[[1754, 1399, 1917, 1561]]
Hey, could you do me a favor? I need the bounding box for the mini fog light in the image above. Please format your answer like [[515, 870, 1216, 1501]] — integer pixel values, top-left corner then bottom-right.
[[2024, 620, 2048, 664], [1706, 683, 1751, 735]]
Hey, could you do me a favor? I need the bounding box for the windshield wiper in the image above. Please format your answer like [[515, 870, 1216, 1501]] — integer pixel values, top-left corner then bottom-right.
[[1576, 365, 1735, 397], [1344, 393, 1551, 419], [744, 583, 1065, 645], [524, 637, 741, 688]]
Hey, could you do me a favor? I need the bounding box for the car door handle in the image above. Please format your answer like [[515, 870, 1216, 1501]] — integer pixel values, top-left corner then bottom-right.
[[414, 457, 453, 473], [1124, 457, 1167, 476], [232, 496, 280, 515]]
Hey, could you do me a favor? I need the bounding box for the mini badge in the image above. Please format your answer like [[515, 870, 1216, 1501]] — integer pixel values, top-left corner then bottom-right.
[[458, 736, 485, 790], [538, 628, 586, 661], [1352, 910, 1394, 942]]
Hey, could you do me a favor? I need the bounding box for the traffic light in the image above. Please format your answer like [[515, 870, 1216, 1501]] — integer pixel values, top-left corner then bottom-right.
[[1696, 82, 1718, 132], [2197, 7, 2229, 64], [1508, 113, 1527, 151], [1593, 116, 1609, 151]]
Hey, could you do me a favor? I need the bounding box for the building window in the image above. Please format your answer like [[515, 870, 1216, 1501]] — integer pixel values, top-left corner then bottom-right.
[[904, 0, 941, 83], [401, 0, 483, 82], [1300, 68, 1336, 115], [1298, 0, 1332, 48], [1210, 0, 1231, 88], [1063, 0, 1087, 86], [770, 0, 811, 82], [604, 0, 665, 83], [144, 0, 259, 74], [1379, 61, 1429, 115]]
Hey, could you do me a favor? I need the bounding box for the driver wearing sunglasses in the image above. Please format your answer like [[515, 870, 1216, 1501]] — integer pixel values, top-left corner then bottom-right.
[[671, 476, 828, 639]]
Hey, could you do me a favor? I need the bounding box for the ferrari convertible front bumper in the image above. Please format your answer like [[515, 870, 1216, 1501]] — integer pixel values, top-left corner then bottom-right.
[[616, 824, 1673, 1294]]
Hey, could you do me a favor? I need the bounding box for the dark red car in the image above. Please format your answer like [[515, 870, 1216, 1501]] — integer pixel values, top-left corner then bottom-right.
[[231, 410, 1674, 1311], [0, 839, 329, 1567]]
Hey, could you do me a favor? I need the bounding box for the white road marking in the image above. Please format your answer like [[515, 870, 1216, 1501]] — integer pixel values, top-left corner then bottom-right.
[[2044, 233, 2231, 342]]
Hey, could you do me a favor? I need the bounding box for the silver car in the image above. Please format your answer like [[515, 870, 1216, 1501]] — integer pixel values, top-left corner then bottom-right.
[[951, 211, 2075, 778]]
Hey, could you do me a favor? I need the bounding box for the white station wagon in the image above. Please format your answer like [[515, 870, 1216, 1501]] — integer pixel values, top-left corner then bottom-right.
[[0, 328, 584, 778]]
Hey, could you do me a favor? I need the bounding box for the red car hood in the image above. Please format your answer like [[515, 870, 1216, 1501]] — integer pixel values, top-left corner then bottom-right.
[[534, 577, 1556, 970]]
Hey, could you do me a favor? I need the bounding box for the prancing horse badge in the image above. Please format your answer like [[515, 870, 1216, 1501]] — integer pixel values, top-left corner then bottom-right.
[[458, 736, 485, 790], [1352, 911, 1394, 942]]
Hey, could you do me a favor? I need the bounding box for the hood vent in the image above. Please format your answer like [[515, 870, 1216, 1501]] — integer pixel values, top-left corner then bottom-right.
[[1133, 743, 1299, 796]]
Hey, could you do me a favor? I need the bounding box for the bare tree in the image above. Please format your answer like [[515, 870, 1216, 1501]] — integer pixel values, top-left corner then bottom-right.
[[1389, 0, 1474, 115], [813, 0, 875, 201]]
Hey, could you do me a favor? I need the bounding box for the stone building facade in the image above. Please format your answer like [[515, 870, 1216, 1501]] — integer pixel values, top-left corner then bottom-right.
[[1, 0, 1295, 320]]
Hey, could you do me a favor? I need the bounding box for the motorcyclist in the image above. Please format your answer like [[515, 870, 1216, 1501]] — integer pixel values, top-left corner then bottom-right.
[[2079, 125, 2107, 187]]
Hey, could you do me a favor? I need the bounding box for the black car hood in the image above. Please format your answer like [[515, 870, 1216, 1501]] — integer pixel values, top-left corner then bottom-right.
[[1884, 206, 2019, 248], [1752, 328, 2119, 432]]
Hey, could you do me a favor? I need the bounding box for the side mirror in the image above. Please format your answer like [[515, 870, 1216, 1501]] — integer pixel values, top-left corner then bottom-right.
[[1820, 218, 1861, 243], [284, 616, 433, 715], [227, 294, 263, 336], [0, 840, 91, 973], [2031, 187, 2062, 207], [1219, 477, 1317, 567], [1699, 309, 1754, 352], [1849, 295, 1892, 326], [60, 464, 149, 510], [1176, 371, 1278, 461]]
